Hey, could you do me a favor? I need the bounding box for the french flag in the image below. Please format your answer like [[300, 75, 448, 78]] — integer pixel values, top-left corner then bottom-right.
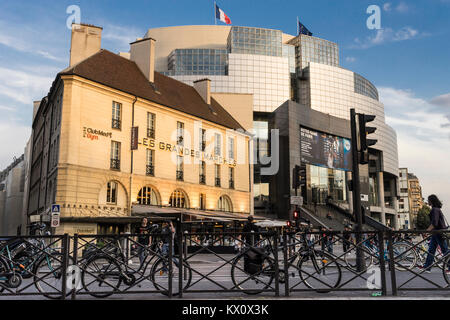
[[215, 4, 231, 25]]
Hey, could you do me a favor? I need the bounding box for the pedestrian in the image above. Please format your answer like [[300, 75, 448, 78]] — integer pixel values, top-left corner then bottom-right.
[[327, 228, 334, 254], [419, 195, 449, 273], [320, 226, 327, 252], [161, 220, 176, 257], [343, 225, 352, 253], [243, 216, 259, 246], [136, 217, 151, 265]]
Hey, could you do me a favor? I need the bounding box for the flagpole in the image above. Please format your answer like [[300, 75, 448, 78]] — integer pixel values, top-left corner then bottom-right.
[[214, 1, 217, 25], [297, 16, 299, 35]]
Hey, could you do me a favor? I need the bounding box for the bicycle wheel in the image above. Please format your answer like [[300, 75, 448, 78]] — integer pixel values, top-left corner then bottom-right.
[[34, 253, 74, 299], [344, 247, 374, 271], [150, 256, 191, 296], [392, 242, 417, 271], [230, 253, 275, 295], [442, 255, 450, 285], [298, 250, 341, 292], [0, 257, 9, 293], [81, 255, 122, 298]]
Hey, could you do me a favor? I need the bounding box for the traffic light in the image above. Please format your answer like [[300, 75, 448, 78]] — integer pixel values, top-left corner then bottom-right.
[[358, 114, 377, 164], [293, 210, 299, 221], [292, 164, 307, 189]]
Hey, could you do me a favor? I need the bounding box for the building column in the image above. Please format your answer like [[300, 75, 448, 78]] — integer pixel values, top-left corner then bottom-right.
[[377, 171, 386, 225], [391, 178, 399, 230]]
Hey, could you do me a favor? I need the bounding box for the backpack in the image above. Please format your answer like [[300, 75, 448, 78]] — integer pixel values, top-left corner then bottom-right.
[[243, 248, 265, 275]]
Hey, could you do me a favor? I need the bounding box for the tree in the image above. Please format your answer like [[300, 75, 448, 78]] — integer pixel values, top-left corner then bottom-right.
[[416, 205, 431, 230]]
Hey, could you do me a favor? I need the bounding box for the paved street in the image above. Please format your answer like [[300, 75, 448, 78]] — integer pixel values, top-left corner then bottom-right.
[[1, 249, 449, 300]]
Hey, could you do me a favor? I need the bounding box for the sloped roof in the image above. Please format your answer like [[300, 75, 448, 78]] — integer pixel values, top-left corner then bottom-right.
[[59, 49, 245, 131]]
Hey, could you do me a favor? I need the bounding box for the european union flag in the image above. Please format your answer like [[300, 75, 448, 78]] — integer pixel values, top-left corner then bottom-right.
[[298, 20, 313, 36]]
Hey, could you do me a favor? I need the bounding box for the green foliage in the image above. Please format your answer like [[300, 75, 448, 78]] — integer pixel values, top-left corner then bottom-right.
[[416, 205, 431, 230]]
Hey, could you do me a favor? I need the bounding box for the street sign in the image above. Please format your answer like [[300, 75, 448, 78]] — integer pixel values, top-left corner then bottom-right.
[[51, 204, 60, 214], [360, 194, 369, 202], [51, 204, 60, 228], [290, 196, 303, 206], [51, 213, 60, 228]]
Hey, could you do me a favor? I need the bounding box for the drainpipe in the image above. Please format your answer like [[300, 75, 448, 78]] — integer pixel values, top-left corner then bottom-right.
[[128, 96, 138, 231]]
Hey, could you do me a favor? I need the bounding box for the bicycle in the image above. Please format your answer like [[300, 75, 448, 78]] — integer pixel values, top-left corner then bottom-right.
[[0, 224, 73, 299], [343, 235, 417, 272], [79, 230, 192, 298], [230, 233, 278, 295], [287, 231, 341, 292]]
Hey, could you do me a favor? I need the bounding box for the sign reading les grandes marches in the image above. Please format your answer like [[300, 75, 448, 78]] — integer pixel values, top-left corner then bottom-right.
[[140, 137, 237, 167], [300, 127, 352, 171]]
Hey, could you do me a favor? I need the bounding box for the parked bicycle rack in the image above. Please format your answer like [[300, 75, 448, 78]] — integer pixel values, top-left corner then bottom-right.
[[386, 230, 450, 296], [0, 234, 69, 299], [281, 231, 388, 296], [1, 229, 449, 299], [178, 231, 280, 297]]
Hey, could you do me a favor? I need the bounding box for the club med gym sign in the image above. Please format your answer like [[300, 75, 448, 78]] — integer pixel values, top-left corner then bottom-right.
[[82, 127, 113, 141]]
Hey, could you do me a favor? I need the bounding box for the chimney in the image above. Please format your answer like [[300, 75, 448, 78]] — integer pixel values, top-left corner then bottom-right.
[[193, 79, 211, 105], [69, 23, 102, 67], [130, 38, 156, 83]]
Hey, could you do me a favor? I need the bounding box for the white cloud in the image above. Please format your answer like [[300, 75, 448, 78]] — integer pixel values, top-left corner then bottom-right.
[[383, 3, 392, 11], [0, 67, 53, 105], [102, 24, 143, 51], [345, 56, 356, 63], [352, 27, 422, 49], [396, 2, 409, 13], [430, 93, 450, 108], [0, 121, 31, 170], [379, 87, 450, 218], [0, 20, 66, 62]]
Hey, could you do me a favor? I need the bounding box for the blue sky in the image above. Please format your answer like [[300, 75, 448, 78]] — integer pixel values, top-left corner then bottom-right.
[[1, 0, 450, 210]]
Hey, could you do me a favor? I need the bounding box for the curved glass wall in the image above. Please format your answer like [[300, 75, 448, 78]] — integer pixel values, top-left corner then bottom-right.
[[227, 26, 282, 57], [354, 73, 379, 101], [164, 49, 227, 76]]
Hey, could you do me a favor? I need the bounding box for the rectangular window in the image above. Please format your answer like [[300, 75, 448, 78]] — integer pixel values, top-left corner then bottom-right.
[[228, 137, 235, 160], [147, 112, 156, 138], [107, 181, 117, 204], [229, 167, 235, 189], [146, 149, 155, 176], [177, 121, 184, 146], [215, 164, 221, 187], [215, 133, 221, 156], [199, 193, 206, 210], [199, 161, 206, 184], [112, 101, 121, 129], [110, 141, 121, 170], [176, 155, 184, 181], [199, 128, 206, 151]]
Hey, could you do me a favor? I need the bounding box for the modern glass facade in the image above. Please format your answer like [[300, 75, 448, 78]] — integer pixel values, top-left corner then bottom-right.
[[354, 73, 379, 101], [227, 26, 282, 57], [163, 49, 228, 76], [309, 165, 347, 204], [288, 34, 339, 74]]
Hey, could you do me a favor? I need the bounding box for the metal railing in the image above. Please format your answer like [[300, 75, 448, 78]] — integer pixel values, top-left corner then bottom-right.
[[146, 165, 154, 176], [111, 119, 121, 130], [1, 229, 449, 299], [110, 159, 120, 171]]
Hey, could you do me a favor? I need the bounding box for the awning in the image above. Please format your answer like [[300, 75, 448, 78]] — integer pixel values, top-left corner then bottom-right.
[[131, 205, 269, 222]]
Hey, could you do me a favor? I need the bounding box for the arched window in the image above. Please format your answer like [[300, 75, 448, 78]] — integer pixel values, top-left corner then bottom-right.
[[217, 195, 233, 212], [169, 189, 189, 208], [106, 181, 118, 204], [137, 186, 160, 205]]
